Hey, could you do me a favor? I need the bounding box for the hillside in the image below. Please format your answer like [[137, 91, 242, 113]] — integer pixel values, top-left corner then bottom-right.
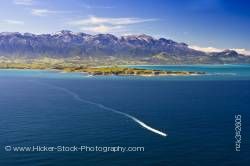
[[0, 30, 249, 64]]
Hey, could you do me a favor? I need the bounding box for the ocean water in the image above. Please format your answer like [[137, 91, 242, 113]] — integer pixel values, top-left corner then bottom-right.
[[0, 65, 250, 166]]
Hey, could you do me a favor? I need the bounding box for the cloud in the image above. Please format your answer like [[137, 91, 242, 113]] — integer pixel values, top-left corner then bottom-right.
[[70, 16, 157, 26], [31, 9, 73, 16], [81, 3, 114, 9], [189, 45, 224, 53], [13, 0, 33, 6], [80, 25, 123, 33], [230, 48, 250, 56], [2, 19, 24, 25], [31, 9, 58, 16], [189, 45, 250, 56], [68, 15, 157, 34]]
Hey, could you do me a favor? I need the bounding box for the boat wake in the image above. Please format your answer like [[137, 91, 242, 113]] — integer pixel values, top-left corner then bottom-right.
[[35, 81, 167, 137]]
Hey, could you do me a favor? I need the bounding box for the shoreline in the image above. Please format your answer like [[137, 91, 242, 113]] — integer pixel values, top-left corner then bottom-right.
[[0, 66, 206, 77]]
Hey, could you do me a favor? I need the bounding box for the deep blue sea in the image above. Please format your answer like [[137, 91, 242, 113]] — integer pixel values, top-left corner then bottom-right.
[[0, 65, 250, 166]]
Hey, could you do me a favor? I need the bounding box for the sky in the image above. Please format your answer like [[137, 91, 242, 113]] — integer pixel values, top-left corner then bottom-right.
[[0, 0, 249, 54]]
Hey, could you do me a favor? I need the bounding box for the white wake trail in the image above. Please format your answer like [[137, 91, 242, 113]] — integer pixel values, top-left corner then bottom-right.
[[36, 82, 167, 137]]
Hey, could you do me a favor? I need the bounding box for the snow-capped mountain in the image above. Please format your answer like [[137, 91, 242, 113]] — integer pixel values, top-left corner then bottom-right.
[[0, 30, 249, 63]]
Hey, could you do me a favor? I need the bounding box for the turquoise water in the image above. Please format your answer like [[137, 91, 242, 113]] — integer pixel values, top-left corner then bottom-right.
[[0, 65, 249, 165], [0, 69, 86, 79], [126, 64, 250, 80]]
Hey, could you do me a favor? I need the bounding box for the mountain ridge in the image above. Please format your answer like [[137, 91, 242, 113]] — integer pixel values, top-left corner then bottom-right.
[[0, 30, 249, 64]]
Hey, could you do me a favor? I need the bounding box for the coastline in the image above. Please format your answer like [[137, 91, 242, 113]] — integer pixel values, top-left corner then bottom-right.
[[0, 66, 206, 77]]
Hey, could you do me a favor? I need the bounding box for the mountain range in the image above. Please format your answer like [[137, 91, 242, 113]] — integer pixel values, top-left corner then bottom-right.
[[0, 30, 249, 64]]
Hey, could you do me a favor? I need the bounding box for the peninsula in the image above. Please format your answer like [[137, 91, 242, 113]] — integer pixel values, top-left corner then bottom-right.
[[0, 59, 205, 76], [77, 66, 205, 76]]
